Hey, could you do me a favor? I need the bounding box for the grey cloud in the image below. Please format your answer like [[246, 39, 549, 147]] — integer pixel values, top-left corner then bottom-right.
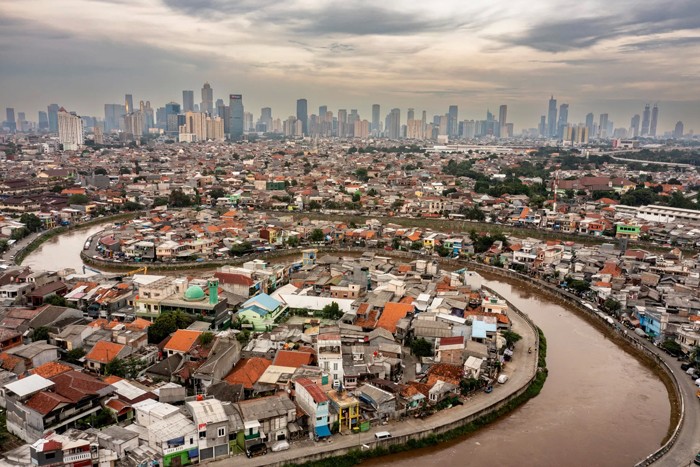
[[620, 36, 700, 52], [275, 5, 464, 36], [162, 0, 278, 17], [498, 0, 700, 52]]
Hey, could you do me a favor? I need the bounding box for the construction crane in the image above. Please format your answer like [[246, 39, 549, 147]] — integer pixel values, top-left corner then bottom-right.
[[124, 266, 148, 276]]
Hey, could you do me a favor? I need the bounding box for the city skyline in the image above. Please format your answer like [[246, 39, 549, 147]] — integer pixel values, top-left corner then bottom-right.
[[1, 0, 699, 130]]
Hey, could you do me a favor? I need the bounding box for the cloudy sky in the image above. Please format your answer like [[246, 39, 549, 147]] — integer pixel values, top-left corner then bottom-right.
[[1, 0, 699, 133]]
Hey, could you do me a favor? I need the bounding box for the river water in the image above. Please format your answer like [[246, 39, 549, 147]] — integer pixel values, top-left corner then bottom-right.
[[366, 279, 670, 467], [24, 233, 671, 466], [22, 225, 106, 273]]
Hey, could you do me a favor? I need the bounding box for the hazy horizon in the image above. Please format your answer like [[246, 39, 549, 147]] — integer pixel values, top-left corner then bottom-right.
[[1, 0, 699, 133]]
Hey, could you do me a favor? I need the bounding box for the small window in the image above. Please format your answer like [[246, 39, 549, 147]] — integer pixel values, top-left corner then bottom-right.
[[199, 431, 206, 439], [218, 427, 225, 437]]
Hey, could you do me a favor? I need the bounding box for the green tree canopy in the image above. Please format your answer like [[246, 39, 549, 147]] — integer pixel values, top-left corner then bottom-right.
[[168, 189, 192, 208], [320, 302, 343, 320], [310, 228, 325, 242], [68, 194, 90, 205], [44, 294, 67, 307], [20, 213, 42, 232], [148, 310, 194, 344], [410, 338, 433, 357]]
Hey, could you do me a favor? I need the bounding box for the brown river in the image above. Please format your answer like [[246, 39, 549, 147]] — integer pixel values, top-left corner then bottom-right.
[[23, 230, 671, 466]]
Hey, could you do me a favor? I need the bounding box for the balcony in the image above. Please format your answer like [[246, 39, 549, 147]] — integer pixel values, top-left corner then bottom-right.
[[63, 452, 91, 463]]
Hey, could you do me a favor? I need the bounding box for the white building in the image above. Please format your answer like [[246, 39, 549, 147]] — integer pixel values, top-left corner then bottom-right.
[[316, 333, 343, 384], [57, 108, 84, 150]]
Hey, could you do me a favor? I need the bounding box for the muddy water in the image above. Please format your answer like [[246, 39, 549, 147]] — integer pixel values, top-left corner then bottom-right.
[[365, 279, 670, 467], [22, 225, 106, 273]]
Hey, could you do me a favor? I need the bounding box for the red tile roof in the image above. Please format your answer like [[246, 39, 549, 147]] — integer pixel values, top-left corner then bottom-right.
[[295, 377, 329, 403], [224, 357, 271, 389], [376, 302, 413, 333], [31, 362, 72, 379], [85, 341, 126, 364], [273, 350, 313, 368], [164, 330, 202, 353], [25, 391, 72, 415]]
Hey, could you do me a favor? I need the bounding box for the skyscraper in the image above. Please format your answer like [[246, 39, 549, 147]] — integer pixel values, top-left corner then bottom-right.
[[47, 104, 60, 133], [229, 94, 244, 140], [183, 90, 194, 112], [650, 104, 658, 138], [259, 107, 272, 133], [201, 83, 213, 115], [165, 102, 181, 134], [673, 121, 684, 139], [371, 104, 380, 132], [448, 105, 458, 137], [599, 113, 609, 138], [585, 113, 594, 137], [641, 104, 651, 136], [296, 99, 308, 136], [630, 114, 640, 138], [547, 96, 558, 137], [539, 116, 546, 137], [38, 111, 49, 130], [557, 104, 569, 138], [498, 105, 508, 138], [407, 108, 415, 121], [125, 94, 133, 114], [215, 99, 224, 117], [5, 108, 16, 132], [104, 104, 126, 132], [388, 108, 401, 139], [57, 107, 84, 150]]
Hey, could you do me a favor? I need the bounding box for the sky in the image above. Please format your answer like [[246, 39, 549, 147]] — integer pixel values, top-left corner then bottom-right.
[[1, 0, 699, 133]]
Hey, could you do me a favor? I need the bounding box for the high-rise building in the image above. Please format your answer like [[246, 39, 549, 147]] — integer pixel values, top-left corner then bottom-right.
[[448, 105, 458, 137], [259, 107, 272, 133], [538, 116, 546, 137], [630, 114, 640, 138], [498, 105, 508, 138], [47, 104, 59, 133], [201, 83, 213, 115], [650, 104, 658, 138], [371, 104, 380, 132], [124, 112, 144, 139], [229, 94, 244, 140], [599, 113, 609, 139], [104, 104, 126, 132], [585, 113, 594, 137], [557, 104, 569, 138], [57, 107, 84, 150], [547, 96, 558, 137], [5, 108, 16, 132], [214, 99, 224, 117], [94, 126, 104, 145], [674, 121, 684, 139], [337, 109, 347, 137], [641, 104, 651, 136], [165, 102, 181, 134], [407, 108, 415, 122], [38, 111, 49, 130], [125, 94, 133, 114], [182, 90, 194, 112], [296, 99, 308, 136], [388, 108, 401, 139]]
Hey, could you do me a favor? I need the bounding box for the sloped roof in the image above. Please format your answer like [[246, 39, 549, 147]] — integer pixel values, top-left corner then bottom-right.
[[164, 329, 202, 353], [224, 357, 272, 389], [273, 350, 313, 368], [376, 302, 414, 334], [84, 341, 126, 364]]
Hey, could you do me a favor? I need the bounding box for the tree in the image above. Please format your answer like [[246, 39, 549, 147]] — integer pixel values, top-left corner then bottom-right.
[[229, 241, 253, 256], [661, 339, 682, 356], [285, 236, 300, 248], [20, 213, 42, 232], [501, 330, 522, 348], [68, 194, 90, 205], [199, 332, 214, 346], [11, 227, 29, 241], [44, 294, 68, 307], [0, 239, 8, 253], [310, 229, 325, 243], [208, 188, 226, 201], [410, 240, 423, 250], [148, 310, 194, 344], [104, 358, 126, 377], [410, 338, 434, 357], [367, 188, 378, 197], [320, 302, 343, 320], [153, 197, 169, 207], [308, 200, 322, 210], [64, 348, 86, 364], [355, 168, 369, 182], [122, 201, 143, 211], [604, 298, 622, 314], [94, 167, 108, 175], [352, 192, 362, 203], [33, 326, 50, 342], [168, 189, 192, 208]]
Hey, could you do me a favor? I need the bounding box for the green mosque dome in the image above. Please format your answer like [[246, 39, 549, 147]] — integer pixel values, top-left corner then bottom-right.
[[184, 285, 206, 301]]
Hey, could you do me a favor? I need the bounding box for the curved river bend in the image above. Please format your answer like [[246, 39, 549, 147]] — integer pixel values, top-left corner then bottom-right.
[[24, 233, 671, 466]]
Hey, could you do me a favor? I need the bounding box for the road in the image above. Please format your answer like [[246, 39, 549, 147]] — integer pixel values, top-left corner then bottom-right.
[[0, 231, 41, 264], [209, 309, 538, 466], [634, 338, 700, 466]]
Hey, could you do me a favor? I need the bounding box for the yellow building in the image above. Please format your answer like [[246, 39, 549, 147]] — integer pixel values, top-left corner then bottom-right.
[[327, 389, 360, 433]]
